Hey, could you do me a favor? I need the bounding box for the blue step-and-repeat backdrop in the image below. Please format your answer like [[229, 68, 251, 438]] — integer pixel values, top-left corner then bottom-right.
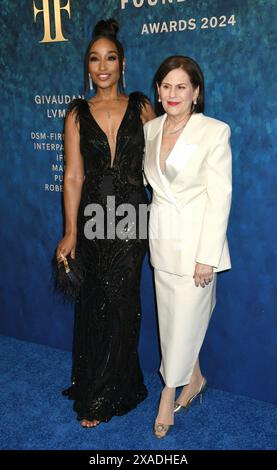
[[0, 1, 276, 404]]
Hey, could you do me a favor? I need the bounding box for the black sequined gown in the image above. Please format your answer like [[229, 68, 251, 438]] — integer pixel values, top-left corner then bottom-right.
[[64, 93, 149, 422]]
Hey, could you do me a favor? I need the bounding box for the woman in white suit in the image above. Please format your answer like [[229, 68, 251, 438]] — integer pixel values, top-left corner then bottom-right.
[[143, 56, 232, 438]]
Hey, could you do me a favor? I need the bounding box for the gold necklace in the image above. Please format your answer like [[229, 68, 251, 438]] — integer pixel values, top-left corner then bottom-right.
[[165, 114, 190, 135], [165, 123, 187, 135]]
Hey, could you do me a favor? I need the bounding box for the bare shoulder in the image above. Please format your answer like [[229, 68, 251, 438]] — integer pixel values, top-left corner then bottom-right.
[[65, 106, 80, 132], [128, 91, 155, 124], [141, 100, 156, 124], [66, 98, 88, 129]]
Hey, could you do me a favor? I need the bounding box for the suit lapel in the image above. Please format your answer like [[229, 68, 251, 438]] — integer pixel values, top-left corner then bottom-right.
[[153, 115, 179, 208], [145, 113, 204, 208], [164, 113, 203, 184]]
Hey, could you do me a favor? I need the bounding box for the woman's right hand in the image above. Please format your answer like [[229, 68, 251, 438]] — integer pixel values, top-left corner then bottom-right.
[[56, 233, 77, 263]]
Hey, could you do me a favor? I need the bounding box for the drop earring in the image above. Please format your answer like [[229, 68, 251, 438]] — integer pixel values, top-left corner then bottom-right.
[[158, 96, 161, 102], [88, 73, 93, 91], [122, 69, 126, 90]]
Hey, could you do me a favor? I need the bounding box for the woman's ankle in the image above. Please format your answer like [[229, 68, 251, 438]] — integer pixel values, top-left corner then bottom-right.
[[156, 387, 175, 424]]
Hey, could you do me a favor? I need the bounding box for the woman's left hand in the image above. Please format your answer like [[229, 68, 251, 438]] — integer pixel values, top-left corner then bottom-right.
[[193, 263, 214, 288]]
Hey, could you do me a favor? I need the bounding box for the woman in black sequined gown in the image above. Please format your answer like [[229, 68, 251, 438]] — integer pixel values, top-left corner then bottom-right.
[[56, 19, 155, 427]]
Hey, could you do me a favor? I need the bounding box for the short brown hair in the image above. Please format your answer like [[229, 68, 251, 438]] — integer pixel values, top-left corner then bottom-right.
[[154, 56, 204, 115]]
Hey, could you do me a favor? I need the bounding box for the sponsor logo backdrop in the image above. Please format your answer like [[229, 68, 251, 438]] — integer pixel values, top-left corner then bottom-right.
[[0, 0, 276, 402]]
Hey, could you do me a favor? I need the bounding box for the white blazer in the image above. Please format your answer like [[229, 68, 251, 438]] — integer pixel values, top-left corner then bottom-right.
[[143, 112, 232, 276]]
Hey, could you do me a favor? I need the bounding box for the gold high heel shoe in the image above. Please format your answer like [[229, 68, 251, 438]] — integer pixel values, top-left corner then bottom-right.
[[174, 377, 208, 413], [153, 422, 173, 439]]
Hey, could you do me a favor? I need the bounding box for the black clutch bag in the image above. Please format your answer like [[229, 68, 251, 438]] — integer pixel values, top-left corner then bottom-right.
[[55, 254, 85, 300]]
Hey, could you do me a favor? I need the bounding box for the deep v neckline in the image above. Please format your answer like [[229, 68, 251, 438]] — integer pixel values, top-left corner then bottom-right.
[[86, 98, 130, 168], [157, 113, 194, 176]]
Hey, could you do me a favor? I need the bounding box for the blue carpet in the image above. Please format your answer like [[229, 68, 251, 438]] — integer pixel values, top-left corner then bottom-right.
[[0, 335, 276, 450]]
